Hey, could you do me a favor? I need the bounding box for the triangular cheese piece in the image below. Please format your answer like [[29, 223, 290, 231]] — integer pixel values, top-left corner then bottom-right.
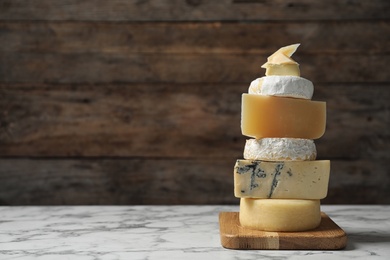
[[270, 43, 300, 59], [268, 52, 297, 65], [262, 43, 300, 68]]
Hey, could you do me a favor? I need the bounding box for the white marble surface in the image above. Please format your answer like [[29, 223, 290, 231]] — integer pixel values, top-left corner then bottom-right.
[[0, 205, 389, 259]]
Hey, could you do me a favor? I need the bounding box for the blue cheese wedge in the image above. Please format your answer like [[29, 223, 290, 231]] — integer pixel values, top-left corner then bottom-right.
[[234, 159, 330, 199]]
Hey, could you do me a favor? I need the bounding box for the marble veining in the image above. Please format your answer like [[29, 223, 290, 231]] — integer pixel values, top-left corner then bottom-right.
[[0, 205, 389, 259]]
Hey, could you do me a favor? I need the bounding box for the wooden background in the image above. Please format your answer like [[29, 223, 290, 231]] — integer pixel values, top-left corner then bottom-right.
[[0, 0, 389, 205]]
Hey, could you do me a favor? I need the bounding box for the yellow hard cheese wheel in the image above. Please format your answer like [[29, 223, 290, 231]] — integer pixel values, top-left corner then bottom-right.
[[239, 198, 321, 232], [241, 94, 326, 139]]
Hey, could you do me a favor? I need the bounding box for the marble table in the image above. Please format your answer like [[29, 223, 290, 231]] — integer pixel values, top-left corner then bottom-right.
[[0, 205, 389, 259]]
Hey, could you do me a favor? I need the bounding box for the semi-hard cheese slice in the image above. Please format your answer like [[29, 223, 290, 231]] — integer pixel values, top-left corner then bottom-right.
[[244, 138, 316, 161], [234, 159, 330, 199], [241, 94, 326, 139], [261, 44, 301, 76], [248, 76, 314, 99], [263, 63, 300, 76], [239, 198, 321, 231], [267, 44, 300, 59]]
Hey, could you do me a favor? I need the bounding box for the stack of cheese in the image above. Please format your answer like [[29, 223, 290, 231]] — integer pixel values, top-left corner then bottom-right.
[[235, 44, 330, 232]]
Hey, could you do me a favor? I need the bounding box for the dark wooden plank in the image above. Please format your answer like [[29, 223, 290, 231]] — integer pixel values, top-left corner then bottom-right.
[[1, 83, 389, 159], [0, 158, 236, 205], [314, 84, 390, 160], [0, 83, 245, 158], [0, 158, 388, 205], [0, 0, 388, 21], [323, 159, 390, 204], [1, 21, 389, 84], [0, 52, 388, 84], [1, 22, 388, 54]]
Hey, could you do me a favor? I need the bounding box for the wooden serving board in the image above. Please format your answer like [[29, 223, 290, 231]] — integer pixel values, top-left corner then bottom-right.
[[219, 212, 347, 250]]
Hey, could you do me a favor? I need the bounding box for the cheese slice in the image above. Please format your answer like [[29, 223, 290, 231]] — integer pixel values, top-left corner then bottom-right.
[[264, 64, 300, 76], [261, 44, 301, 76], [241, 94, 326, 139], [244, 138, 316, 161], [234, 159, 330, 199], [239, 198, 321, 232], [267, 52, 297, 65], [248, 76, 314, 99], [269, 43, 300, 59], [262, 44, 300, 67]]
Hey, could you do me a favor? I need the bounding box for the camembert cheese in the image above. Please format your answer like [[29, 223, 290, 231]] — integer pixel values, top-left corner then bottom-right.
[[244, 138, 316, 161], [248, 76, 314, 99]]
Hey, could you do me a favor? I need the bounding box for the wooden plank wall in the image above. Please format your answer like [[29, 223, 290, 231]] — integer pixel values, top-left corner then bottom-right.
[[0, 0, 389, 205]]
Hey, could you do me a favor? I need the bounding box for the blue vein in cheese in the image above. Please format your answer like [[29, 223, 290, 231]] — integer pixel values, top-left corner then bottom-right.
[[234, 159, 330, 199], [268, 163, 284, 198], [235, 161, 267, 191]]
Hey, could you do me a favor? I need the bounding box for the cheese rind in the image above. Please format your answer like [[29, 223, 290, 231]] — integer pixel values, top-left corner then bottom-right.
[[249, 76, 314, 99], [239, 198, 321, 231], [241, 94, 326, 139], [244, 138, 316, 161], [234, 159, 330, 199]]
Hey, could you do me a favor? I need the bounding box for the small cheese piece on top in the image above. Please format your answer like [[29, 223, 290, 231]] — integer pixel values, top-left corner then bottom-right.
[[234, 159, 330, 199], [261, 43, 301, 76], [263, 60, 300, 76], [267, 43, 301, 59], [248, 76, 314, 99], [239, 198, 321, 232], [244, 138, 316, 161], [241, 94, 326, 139]]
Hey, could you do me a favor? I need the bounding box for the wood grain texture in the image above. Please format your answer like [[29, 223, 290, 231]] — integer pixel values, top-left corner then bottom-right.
[[0, 158, 235, 205], [1, 52, 388, 84], [0, 83, 244, 157], [1, 22, 388, 54], [0, 1, 389, 205], [1, 0, 388, 21], [219, 212, 347, 250], [1, 22, 389, 84], [0, 158, 388, 205], [1, 83, 389, 158]]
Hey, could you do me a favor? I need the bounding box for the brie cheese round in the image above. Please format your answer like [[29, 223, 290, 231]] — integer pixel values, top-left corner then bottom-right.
[[248, 75, 314, 99], [244, 138, 316, 161]]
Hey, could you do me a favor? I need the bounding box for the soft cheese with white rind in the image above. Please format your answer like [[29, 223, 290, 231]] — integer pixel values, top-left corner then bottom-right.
[[249, 76, 314, 99], [234, 159, 329, 199], [244, 138, 316, 161], [239, 198, 321, 231]]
